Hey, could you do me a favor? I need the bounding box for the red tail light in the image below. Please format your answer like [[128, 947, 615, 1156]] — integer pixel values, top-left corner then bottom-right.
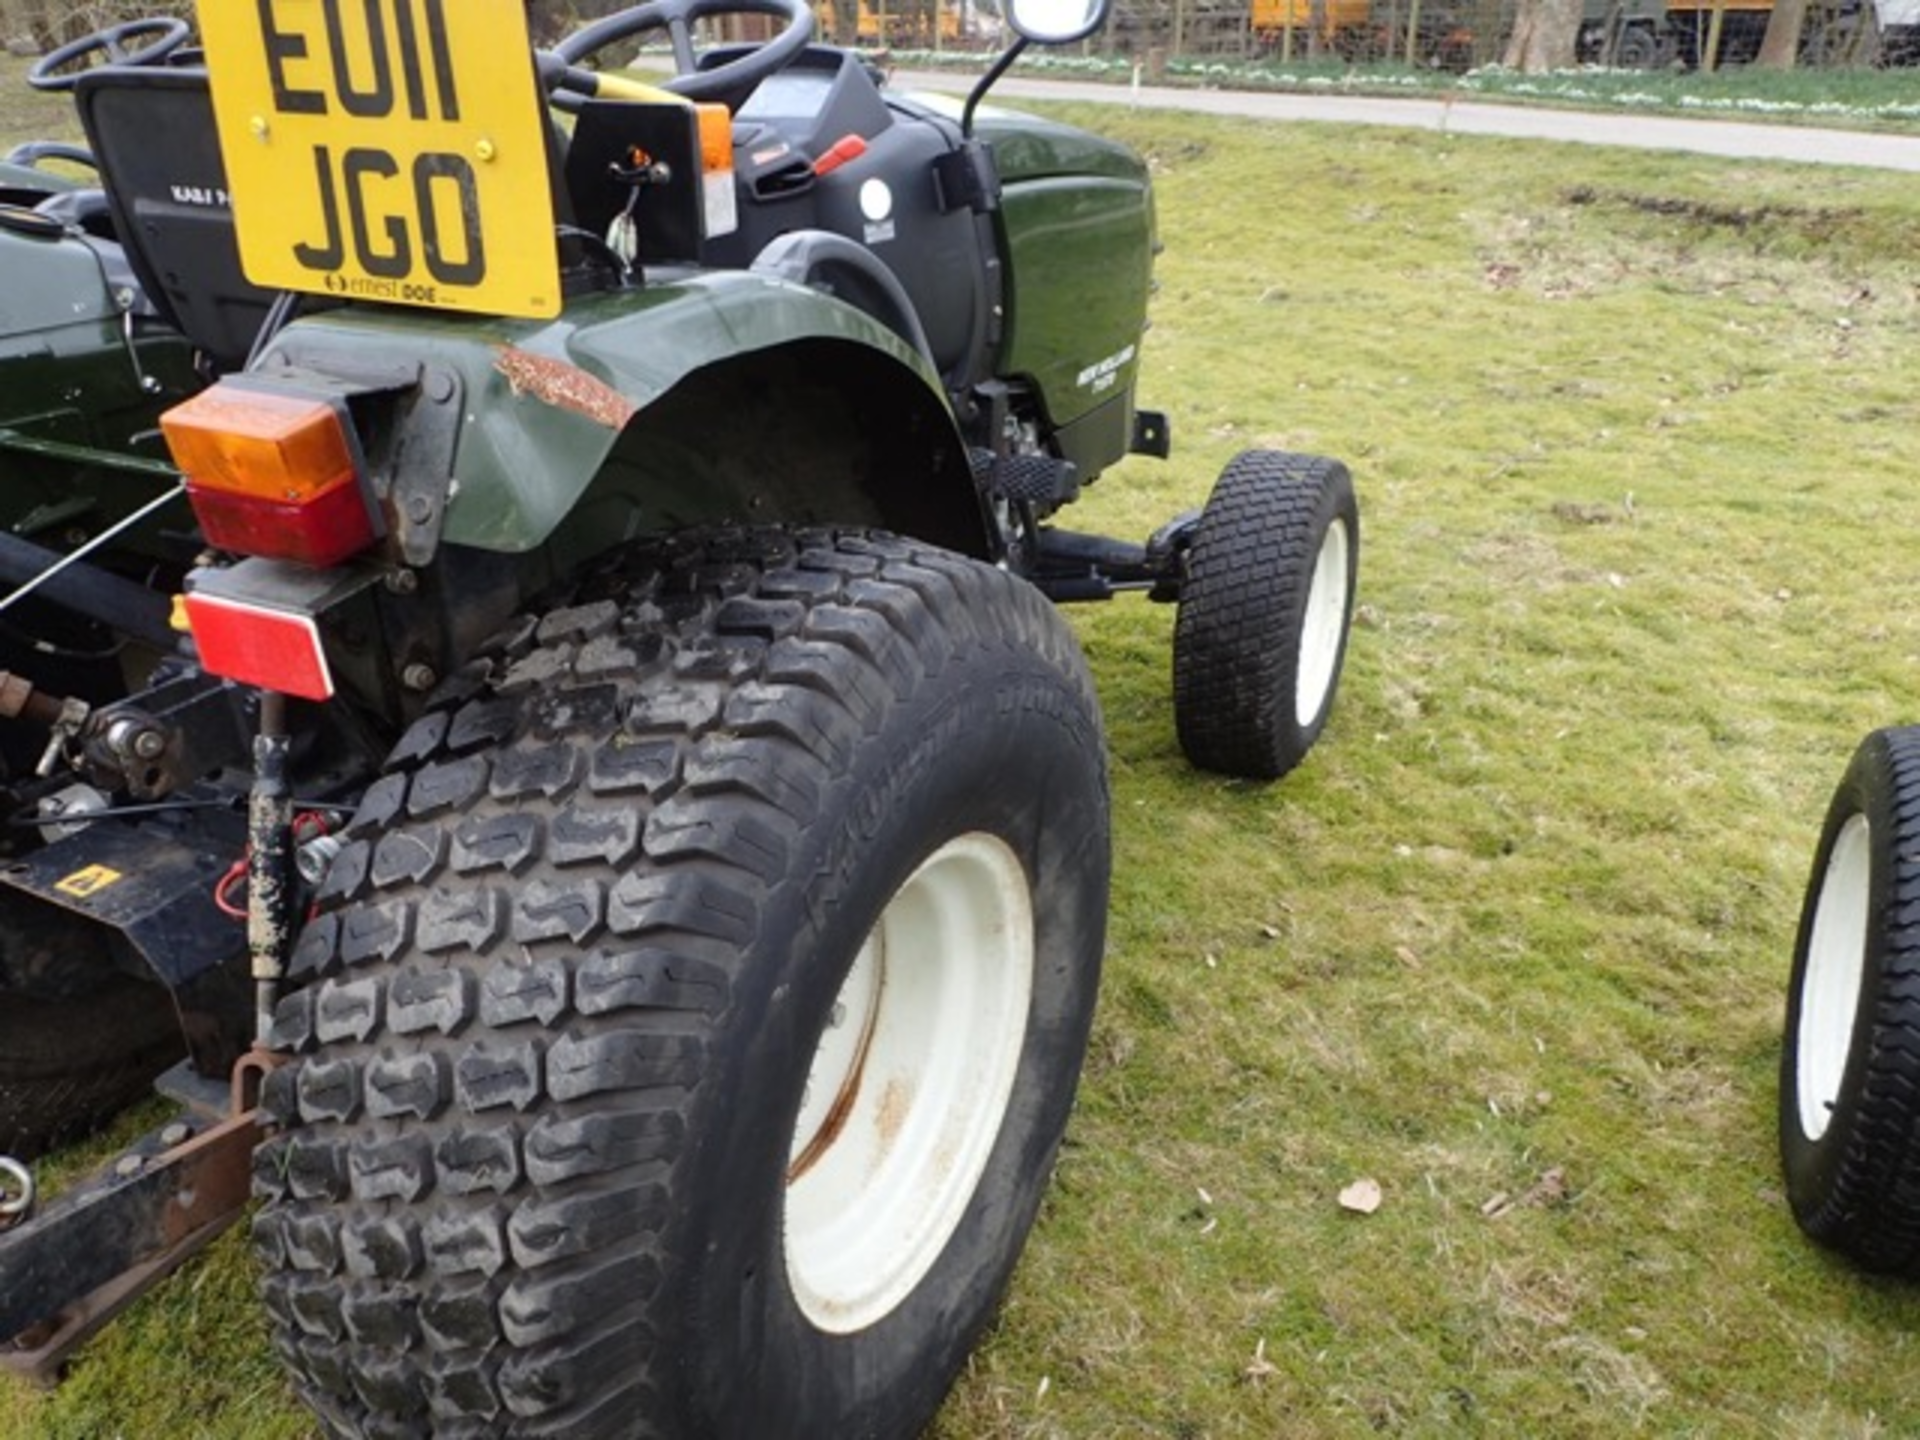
[[162, 385, 379, 567]]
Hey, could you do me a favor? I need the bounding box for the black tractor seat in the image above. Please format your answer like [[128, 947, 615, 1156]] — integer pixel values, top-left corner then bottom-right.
[[75, 66, 277, 371]]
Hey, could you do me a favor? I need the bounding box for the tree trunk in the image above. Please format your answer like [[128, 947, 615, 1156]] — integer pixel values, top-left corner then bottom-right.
[[1502, 0, 1584, 70], [1757, 0, 1809, 66], [828, 0, 859, 44]]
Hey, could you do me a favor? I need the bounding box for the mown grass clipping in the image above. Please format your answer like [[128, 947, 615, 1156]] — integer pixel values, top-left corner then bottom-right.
[[7, 60, 1920, 1440]]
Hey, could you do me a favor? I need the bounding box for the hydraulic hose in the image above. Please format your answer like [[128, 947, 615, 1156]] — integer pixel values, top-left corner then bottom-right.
[[0, 529, 177, 650]]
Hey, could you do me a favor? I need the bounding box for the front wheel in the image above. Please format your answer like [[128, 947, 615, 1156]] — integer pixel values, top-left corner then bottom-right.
[[1780, 727, 1920, 1272], [254, 528, 1111, 1437], [1173, 450, 1359, 780]]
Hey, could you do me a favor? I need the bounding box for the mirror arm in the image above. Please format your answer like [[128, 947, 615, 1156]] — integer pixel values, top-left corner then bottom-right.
[[962, 37, 1029, 140]]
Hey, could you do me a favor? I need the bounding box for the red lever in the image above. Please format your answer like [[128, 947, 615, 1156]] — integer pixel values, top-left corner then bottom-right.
[[813, 134, 868, 178]]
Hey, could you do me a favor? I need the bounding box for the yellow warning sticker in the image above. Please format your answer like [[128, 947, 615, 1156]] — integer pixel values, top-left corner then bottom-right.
[[56, 865, 123, 899]]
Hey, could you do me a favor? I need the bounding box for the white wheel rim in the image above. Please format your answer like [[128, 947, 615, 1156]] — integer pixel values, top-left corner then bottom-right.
[[1796, 812, 1871, 1143], [785, 832, 1034, 1334], [1295, 515, 1352, 730]]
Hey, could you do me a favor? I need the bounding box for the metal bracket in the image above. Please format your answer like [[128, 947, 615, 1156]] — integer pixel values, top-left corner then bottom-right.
[[380, 365, 465, 567], [0, 1049, 280, 1385], [1131, 408, 1172, 459], [0, 1209, 231, 1389], [0, 807, 247, 989], [931, 141, 1002, 216], [75, 670, 253, 801]]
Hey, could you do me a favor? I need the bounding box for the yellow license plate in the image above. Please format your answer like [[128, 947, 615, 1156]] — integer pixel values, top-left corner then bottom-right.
[[199, 0, 560, 319]]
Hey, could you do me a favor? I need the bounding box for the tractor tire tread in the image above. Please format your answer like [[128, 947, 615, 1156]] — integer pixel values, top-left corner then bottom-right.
[[1785, 726, 1920, 1272], [255, 526, 1093, 1437]]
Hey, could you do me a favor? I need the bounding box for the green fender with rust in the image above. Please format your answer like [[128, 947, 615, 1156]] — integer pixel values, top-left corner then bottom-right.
[[258, 266, 982, 559]]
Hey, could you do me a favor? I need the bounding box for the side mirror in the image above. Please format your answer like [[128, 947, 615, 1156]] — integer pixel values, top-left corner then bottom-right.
[[1004, 0, 1111, 45], [962, 0, 1112, 136]]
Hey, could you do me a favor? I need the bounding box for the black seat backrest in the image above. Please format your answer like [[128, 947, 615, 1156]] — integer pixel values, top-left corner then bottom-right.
[[75, 68, 276, 371]]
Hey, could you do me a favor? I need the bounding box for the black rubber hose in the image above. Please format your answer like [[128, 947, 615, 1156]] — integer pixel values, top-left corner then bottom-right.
[[0, 530, 178, 651]]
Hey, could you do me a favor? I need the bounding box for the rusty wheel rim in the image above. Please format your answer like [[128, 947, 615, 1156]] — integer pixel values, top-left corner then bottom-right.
[[784, 832, 1035, 1333]]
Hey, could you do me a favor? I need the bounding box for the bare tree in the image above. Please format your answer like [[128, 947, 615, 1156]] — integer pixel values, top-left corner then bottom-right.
[[1501, 0, 1583, 69], [1756, 0, 1808, 66], [1, 1, 191, 51]]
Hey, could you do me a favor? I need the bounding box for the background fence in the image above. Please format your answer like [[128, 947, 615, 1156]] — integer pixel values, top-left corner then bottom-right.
[[0, 0, 1906, 74]]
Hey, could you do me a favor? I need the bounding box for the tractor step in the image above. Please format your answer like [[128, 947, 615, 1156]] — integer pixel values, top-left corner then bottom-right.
[[988, 453, 1080, 507], [971, 448, 1082, 509]]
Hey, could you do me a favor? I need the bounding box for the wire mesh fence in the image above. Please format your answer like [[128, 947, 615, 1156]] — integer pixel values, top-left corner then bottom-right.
[[0, 0, 1907, 73], [853, 0, 1915, 67]]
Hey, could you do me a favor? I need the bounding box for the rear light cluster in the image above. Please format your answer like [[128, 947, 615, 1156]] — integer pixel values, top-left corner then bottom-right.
[[162, 382, 381, 701], [161, 384, 380, 568]]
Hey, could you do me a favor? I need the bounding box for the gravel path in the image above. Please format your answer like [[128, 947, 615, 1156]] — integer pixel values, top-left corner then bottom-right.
[[890, 68, 1920, 172]]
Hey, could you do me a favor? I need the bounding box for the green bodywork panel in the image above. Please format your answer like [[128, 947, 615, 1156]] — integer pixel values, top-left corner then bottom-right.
[[0, 159, 83, 200], [0, 227, 198, 439], [997, 169, 1153, 474], [0, 227, 199, 544], [980, 107, 1152, 444], [261, 266, 977, 558], [0, 224, 122, 339], [974, 104, 1155, 190], [913, 97, 1156, 477]]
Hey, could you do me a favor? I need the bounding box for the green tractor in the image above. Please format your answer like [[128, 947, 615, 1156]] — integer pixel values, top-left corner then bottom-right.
[[0, 2, 1359, 1433]]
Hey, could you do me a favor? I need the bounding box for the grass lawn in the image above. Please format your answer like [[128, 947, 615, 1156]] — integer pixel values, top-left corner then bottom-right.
[[6, 52, 1920, 1440]]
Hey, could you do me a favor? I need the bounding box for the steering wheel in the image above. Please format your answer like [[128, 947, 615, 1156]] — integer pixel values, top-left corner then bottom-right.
[[4, 141, 98, 173], [551, 0, 813, 110], [28, 17, 191, 92]]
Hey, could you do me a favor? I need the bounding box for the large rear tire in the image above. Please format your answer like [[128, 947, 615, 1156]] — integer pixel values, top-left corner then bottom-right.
[[1173, 450, 1359, 780], [253, 528, 1110, 1437], [1780, 727, 1920, 1272]]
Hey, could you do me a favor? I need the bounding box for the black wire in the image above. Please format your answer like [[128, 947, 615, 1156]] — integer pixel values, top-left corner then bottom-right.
[[9, 794, 357, 827], [0, 615, 128, 661], [556, 224, 633, 283], [9, 798, 231, 827]]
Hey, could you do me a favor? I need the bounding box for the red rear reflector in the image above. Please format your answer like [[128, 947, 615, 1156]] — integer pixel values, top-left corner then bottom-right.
[[183, 593, 334, 701]]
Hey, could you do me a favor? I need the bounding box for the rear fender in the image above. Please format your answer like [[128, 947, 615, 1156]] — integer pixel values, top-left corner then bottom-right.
[[258, 270, 985, 562]]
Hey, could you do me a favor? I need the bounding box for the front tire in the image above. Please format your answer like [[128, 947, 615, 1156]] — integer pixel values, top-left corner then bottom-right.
[[1173, 450, 1359, 780], [254, 528, 1110, 1437], [1780, 727, 1920, 1272]]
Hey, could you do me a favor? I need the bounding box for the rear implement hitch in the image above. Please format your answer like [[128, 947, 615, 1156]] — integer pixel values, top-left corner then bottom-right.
[[0, 1048, 280, 1387]]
